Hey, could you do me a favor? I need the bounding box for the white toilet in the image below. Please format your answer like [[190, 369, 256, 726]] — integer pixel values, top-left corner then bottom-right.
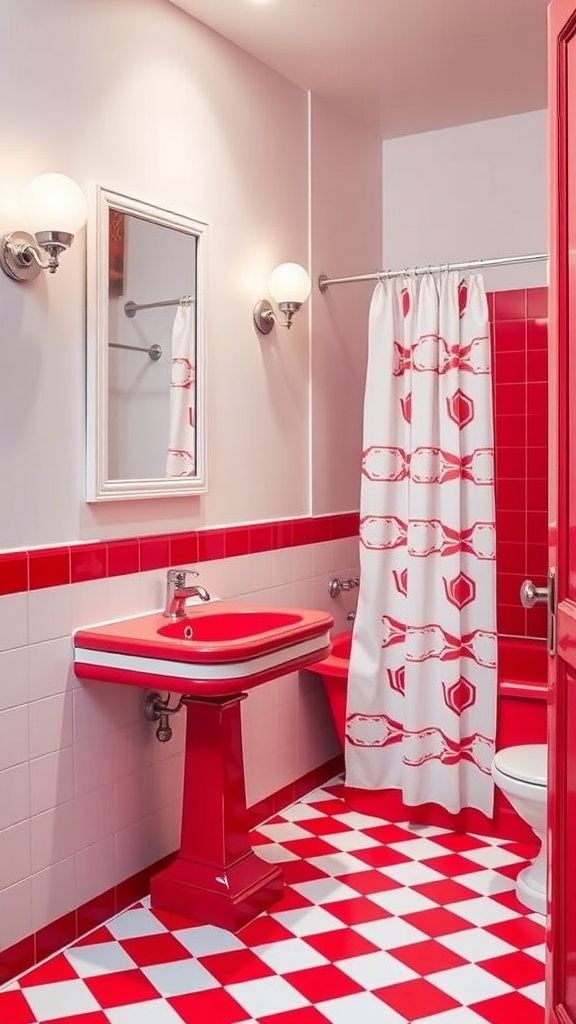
[[491, 744, 547, 916]]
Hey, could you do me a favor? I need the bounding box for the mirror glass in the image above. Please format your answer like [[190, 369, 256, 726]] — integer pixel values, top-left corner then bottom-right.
[[87, 186, 207, 501]]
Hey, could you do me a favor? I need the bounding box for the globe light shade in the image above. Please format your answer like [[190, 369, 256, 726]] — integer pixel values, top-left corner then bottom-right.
[[268, 262, 311, 305], [23, 173, 87, 237]]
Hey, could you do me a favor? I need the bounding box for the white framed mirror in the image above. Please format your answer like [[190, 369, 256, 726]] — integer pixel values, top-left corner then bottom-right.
[[86, 186, 207, 501]]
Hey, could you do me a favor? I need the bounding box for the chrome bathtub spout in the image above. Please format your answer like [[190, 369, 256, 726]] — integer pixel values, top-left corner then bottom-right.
[[163, 569, 211, 619]]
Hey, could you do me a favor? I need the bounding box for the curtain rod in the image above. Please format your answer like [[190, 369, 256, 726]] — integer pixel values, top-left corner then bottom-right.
[[317, 252, 548, 291], [109, 341, 163, 362], [124, 295, 195, 318]]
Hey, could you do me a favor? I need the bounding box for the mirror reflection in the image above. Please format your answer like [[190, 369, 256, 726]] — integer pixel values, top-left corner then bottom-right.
[[87, 187, 207, 502]]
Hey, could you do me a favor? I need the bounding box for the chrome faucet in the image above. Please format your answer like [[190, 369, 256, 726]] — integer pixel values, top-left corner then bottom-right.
[[163, 569, 211, 620]]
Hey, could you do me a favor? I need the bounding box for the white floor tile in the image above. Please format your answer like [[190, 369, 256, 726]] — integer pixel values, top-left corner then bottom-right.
[[272, 906, 345, 937], [459, 845, 524, 869], [253, 937, 329, 973], [22, 980, 100, 1021], [279, 804, 325, 822], [64, 942, 137, 977], [379, 861, 445, 887], [226, 975, 309, 1017], [437, 927, 517, 962], [520, 980, 546, 1006], [173, 924, 246, 956], [417, 1008, 490, 1024], [291, 878, 364, 905], [321, 830, 381, 852], [388, 837, 452, 861], [318, 990, 407, 1024], [308, 852, 371, 876], [455, 870, 516, 896], [333, 811, 394, 830], [106, 908, 167, 940], [106, 999, 185, 1024], [353, 916, 428, 950], [445, 896, 520, 926], [428, 962, 513, 1004], [142, 957, 221, 996], [367, 886, 437, 916], [251, 842, 300, 863], [335, 950, 417, 989], [257, 822, 318, 842]]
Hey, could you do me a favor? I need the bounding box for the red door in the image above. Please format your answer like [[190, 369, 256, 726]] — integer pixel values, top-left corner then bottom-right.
[[548, 2, 576, 1021]]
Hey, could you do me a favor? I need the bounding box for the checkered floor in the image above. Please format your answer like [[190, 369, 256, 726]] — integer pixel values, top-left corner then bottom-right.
[[1, 779, 546, 1024]]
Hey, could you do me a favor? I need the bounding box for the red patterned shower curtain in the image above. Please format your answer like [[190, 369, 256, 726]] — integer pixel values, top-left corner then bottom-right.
[[346, 272, 497, 815]]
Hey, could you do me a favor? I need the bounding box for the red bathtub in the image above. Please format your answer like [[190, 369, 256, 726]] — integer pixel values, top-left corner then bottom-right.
[[309, 631, 548, 842]]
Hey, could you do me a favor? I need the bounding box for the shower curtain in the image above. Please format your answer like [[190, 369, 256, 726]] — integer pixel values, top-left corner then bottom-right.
[[166, 301, 196, 477], [346, 272, 497, 816]]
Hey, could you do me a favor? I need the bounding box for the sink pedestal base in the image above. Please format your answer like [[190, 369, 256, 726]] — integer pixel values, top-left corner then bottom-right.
[[150, 692, 283, 931]]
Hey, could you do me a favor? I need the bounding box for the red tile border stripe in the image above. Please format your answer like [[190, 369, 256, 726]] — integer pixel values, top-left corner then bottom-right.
[[0, 514, 358, 596]]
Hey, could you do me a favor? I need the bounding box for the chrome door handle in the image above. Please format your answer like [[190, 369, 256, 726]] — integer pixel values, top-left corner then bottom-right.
[[520, 579, 549, 609], [520, 571, 557, 655]]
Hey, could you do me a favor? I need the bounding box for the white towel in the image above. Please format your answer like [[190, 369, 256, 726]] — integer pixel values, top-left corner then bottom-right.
[[166, 301, 196, 477]]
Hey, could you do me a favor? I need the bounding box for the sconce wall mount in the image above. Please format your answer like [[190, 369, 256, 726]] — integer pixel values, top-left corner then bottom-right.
[[253, 262, 311, 335], [0, 174, 87, 284]]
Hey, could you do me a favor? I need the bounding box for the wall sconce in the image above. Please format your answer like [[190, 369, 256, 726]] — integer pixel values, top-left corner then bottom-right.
[[0, 173, 87, 283], [253, 262, 311, 335]]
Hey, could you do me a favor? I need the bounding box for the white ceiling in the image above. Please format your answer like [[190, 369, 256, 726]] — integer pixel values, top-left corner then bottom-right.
[[166, 0, 548, 139]]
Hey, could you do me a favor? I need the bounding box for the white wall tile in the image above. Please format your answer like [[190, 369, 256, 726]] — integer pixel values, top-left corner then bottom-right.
[[29, 692, 74, 759], [0, 594, 28, 651], [137, 570, 166, 615], [75, 733, 118, 797], [73, 679, 139, 743], [70, 578, 110, 631], [76, 835, 117, 906], [30, 747, 75, 817], [0, 878, 33, 951], [149, 753, 184, 813], [74, 785, 116, 851], [28, 637, 74, 700], [0, 646, 29, 710], [31, 856, 78, 931], [0, 819, 32, 888], [28, 586, 72, 645], [148, 803, 181, 862], [0, 703, 29, 770], [114, 769, 153, 831], [115, 818, 156, 880], [30, 799, 79, 874], [0, 762, 30, 829], [105, 573, 147, 622]]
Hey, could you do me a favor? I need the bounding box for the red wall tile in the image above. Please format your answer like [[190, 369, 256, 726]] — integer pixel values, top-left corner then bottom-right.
[[29, 547, 70, 589]]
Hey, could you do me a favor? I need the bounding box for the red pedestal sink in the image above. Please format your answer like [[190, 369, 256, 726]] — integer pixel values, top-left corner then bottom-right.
[[73, 602, 333, 930]]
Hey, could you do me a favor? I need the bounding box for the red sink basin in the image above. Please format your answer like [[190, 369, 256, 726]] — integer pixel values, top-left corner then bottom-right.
[[73, 601, 333, 697], [158, 609, 303, 643]]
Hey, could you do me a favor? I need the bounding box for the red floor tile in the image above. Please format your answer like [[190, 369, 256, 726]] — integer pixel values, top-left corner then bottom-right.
[[402, 907, 473, 938], [479, 951, 546, 988], [0, 990, 37, 1024], [470, 989, 544, 1024], [168, 987, 250, 1024], [388, 938, 468, 975], [84, 969, 160, 1008], [198, 948, 276, 985], [285, 963, 363, 1002], [374, 976, 460, 1019], [118, 933, 192, 967]]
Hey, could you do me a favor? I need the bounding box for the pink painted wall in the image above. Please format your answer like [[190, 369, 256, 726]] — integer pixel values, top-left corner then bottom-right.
[[0, 0, 380, 550], [0, 0, 379, 959]]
